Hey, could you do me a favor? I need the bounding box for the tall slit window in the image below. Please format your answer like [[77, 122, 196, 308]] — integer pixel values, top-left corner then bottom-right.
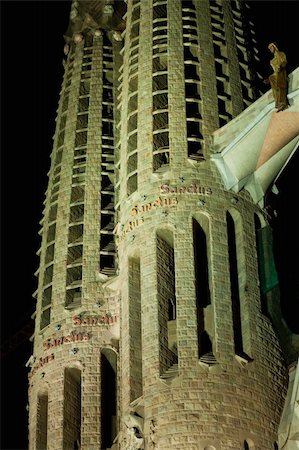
[[101, 349, 117, 449], [36, 392, 48, 450], [128, 256, 143, 401], [254, 214, 268, 315], [226, 212, 243, 356], [193, 219, 215, 362], [156, 231, 178, 375], [63, 368, 81, 450]]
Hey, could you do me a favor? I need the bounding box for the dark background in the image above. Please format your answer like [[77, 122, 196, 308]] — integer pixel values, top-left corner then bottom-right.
[[1, 1, 298, 449]]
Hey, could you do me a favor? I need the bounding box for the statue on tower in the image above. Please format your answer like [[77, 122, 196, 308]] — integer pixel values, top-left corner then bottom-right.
[[264, 42, 288, 112]]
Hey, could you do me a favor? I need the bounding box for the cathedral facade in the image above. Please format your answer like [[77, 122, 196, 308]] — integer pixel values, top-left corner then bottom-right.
[[28, 1, 289, 449]]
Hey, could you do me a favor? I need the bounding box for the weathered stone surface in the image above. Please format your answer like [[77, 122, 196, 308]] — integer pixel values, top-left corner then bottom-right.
[[28, 2, 288, 450]]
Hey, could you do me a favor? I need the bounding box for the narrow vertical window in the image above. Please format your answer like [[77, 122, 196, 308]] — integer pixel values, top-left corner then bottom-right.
[[244, 439, 255, 449], [157, 231, 178, 376], [101, 349, 117, 449], [254, 214, 268, 315], [63, 368, 81, 450], [129, 256, 143, 401], [36, 393, 48, 450], [193, 219, 214, 360], [226, 211, 243, 356]]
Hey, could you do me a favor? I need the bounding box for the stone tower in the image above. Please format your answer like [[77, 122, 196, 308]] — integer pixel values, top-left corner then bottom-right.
[[28, 1, 288, 449]]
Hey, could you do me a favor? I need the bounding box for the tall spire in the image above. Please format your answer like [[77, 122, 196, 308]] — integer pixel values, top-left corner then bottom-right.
[[64, 0, 126, 42]]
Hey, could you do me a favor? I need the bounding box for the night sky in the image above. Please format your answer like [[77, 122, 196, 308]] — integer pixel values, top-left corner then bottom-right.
[[1, 1, 299, 449]]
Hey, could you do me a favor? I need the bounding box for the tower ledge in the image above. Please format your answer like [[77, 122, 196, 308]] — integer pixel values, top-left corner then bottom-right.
[[211, 67, 299, 207]]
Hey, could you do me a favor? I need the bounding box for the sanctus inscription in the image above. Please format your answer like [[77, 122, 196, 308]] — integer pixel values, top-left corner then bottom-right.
[[130, 196, 178, 216], [117, 196, 178, 243], [73, 314, 118, 326], [43, 331, 91, 351], [29, 354, 55, 377], [160, 183, 212, 195]]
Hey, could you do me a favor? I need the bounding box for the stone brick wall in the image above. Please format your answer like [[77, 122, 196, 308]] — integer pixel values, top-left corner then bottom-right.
[[116, 2, 287, 448], [29, 29, 120, 450], [28, 1, 287, 449]]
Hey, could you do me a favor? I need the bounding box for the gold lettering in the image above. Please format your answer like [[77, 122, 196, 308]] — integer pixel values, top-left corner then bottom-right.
[[73, 315, 81, 326], [160, 184, 169, 194], [162, 184, 212, 195], [144, 203, 152, 212], [44, 340, 51, 351], [153, 198, 162, 207], [82, 333, 90, 342], [66, 333, 73, 343]]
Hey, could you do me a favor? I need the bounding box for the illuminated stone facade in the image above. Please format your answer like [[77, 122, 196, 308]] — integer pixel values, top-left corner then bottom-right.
[[28, 1, 290, 449]]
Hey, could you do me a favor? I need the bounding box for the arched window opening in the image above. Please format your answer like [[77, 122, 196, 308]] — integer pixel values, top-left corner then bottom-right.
[[226, 212, 243, 356], [129, 256, 143, 401], [36, 392, 48, 450], [101, 349, 117, 449], [63, 368, 81, 450], [274, 442, 279, 450], [244, 438, 255, 449], [157, 231, 178, 375], [193, 219, 213, 360]]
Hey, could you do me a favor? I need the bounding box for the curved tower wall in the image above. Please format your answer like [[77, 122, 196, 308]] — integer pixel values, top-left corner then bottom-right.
[[29, 29, 121, 450], [28, 1, 287, 449], [117, 1, 286, 449]]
